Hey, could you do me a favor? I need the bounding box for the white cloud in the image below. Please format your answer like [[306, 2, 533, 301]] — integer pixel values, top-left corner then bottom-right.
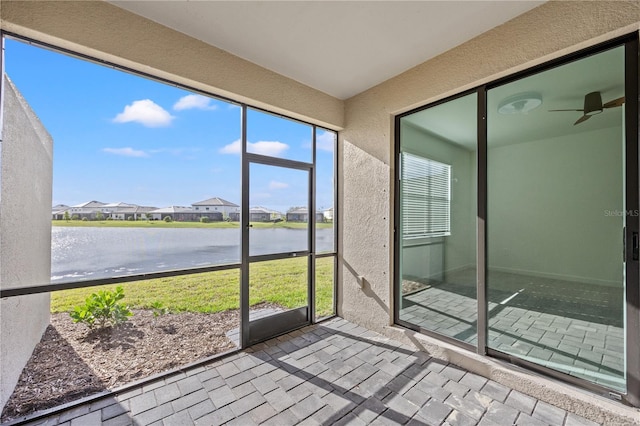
[[269, 180, 289, 190], [219, 139, 289, 157], [112, 99, 174, 127], [250, 141, 289, 156], [103, 147, 149, 158], [173, 94, 218, 111], [219, 139, 242, 154], [316, 130, 336, 152]]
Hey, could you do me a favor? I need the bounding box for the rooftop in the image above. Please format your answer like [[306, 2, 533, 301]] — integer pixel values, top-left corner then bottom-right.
[[192, 197, 239, 207]]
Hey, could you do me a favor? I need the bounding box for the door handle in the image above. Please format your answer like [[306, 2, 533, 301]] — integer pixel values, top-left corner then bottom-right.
[[633, 232, 638, 261]]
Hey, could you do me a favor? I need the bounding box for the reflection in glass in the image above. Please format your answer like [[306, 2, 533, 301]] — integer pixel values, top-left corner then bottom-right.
[[246, 108, 313, 163], [249, 163, 309, 256], [398, 93, 478, 345], [316, 129, 336, 253], [249, 257, 308, 321], [487, 46, 626, 391]]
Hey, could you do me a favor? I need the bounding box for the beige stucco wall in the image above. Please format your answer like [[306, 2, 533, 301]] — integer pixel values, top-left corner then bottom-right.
[[0, 0, 639, 419], [338, 1, 640, 418], [0, 76, 53, 411], [339, 0, 640, 331], [0, 0, 344, 131]]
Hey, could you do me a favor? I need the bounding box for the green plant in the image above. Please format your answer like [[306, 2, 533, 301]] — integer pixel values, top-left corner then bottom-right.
[[150, 301, 170, 317], [82, 217, 89, 221], [70, 286, 133, 328], [63, 211, 71, 221], [200, 216, 210, 223], [163, 216, 173, 223], [71, 214, 80, 220]]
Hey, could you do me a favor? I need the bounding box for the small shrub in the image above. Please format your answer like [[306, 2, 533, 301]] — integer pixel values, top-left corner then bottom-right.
[[127, 216, 134, 221], [150, 301, 170, 317], [200, 216, 210, 223], [82, 217, 88, 221], [70, 286, 133, 329], [163, 216, 172, 222], [71, 214, 80, 220]]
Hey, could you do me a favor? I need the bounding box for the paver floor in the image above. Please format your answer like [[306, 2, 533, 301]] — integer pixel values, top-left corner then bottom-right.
[[21, 318, 602, 426], [400, 269, 625, 390]]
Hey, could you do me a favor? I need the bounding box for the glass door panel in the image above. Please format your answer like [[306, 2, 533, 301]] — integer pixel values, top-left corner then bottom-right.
[[249, 257, 308, 320], [249, 163, 309, 256], [246, 162, 311, 344], [486, 45, 626, 391], [398, 93, 478, 345]]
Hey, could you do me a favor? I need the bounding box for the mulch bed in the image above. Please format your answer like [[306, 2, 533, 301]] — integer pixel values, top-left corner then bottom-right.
[[0, 306, 268, 422]]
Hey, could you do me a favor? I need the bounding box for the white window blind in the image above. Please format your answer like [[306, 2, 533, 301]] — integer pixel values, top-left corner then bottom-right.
[[401, 152, 451, 239]]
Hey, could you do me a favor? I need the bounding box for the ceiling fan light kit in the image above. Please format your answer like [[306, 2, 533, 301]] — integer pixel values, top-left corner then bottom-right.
[[549, 91, 625, 125], [498, 92, 542, 115]]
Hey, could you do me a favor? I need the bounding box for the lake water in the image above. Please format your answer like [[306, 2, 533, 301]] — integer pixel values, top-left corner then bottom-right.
[[52, 227, 334, 282]]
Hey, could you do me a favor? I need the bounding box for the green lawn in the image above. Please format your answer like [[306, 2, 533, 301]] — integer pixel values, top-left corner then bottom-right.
[[51, 256, 335, 318], [52, 220, 333, 229]]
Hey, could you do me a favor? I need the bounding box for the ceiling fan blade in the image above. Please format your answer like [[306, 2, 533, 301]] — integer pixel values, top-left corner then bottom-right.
[[549, 109, 584, 112], [603, 97, 625, 108], [574, 115, 591, 125]]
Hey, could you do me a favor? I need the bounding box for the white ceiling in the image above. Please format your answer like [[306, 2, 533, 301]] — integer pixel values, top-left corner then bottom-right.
[[110, 1, 544, 100], [403, 45, 625, 148]]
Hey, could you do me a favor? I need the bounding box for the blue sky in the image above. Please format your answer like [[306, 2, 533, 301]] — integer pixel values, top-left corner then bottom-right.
[[4, 38, 336, 212]]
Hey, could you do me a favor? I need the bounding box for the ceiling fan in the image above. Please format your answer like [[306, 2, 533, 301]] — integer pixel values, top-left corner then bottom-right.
[[549, 91, 625, 125]]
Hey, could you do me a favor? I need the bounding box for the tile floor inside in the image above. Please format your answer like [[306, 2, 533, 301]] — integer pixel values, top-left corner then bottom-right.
[[400, 269, 625, 391]]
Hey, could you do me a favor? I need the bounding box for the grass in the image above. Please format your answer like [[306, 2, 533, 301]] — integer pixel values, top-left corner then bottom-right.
[[52, 220, 333, 229], [51, 256, 335, 318]]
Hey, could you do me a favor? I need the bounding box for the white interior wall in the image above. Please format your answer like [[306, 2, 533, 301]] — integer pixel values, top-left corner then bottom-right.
[[400, 122, 476, 280], [0, 77, 53, 411], [487, 126, 624, 286]]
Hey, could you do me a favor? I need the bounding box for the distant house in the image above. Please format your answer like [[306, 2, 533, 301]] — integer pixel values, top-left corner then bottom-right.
[[66, 200, 107, 219], [192, 197, 239, 219], [149, 206, 222, 222], [53, 201, 159, 220], [103, 202, 157, 220], [323, 207, 334, 222], [52, 204, 70, 220], [249, 206, 283, 222], [286, 207, 324, 223]]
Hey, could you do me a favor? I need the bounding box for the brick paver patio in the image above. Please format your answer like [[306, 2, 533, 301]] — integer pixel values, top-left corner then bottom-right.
[[400, 269, 625, 390], [19, 318, 603, 426]]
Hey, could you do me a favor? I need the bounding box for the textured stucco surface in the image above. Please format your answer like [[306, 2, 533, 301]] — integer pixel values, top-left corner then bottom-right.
[[339, 0, 639, 329], [338, 0, 640, 415], [0, 0, 344, 130], [0, 0, 639, 418], [0, 76, 53, 411]]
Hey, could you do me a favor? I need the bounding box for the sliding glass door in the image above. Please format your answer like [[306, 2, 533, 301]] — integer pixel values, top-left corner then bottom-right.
[[486, 45, 628, 391], [397, 93, 478, 346], [396, 35, 639, 405]]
